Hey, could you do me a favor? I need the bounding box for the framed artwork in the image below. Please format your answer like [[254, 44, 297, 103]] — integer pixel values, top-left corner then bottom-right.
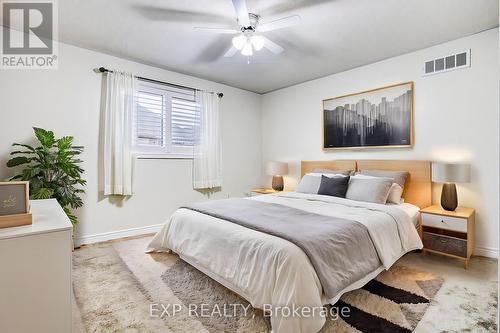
[[0, 181, 30, 216], [322, 82, 413, 149]]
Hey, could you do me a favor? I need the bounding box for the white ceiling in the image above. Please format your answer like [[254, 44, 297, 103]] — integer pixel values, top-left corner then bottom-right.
[[58, 0, 498, 94]]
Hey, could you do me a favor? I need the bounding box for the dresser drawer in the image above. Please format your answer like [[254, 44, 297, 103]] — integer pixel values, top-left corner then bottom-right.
[[423, 232, 467, 257], [421, 213, 467, 233]]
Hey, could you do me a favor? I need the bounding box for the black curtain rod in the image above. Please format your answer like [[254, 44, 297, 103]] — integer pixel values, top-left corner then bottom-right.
[[97, 67, 223, 98]]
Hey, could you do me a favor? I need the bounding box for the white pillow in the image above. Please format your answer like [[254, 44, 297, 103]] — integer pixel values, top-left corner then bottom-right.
[[386, 183, 404, 204], [350, 174, 404, 204], [345, 178, 392, 204]]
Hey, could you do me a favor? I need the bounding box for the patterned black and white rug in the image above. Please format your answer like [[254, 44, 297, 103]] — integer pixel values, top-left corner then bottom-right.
[[73, 237, 445, 333], [161, 258, 443, 333]]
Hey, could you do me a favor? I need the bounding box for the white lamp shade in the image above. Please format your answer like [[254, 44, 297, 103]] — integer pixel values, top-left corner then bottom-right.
[[432, 163, 470, 183], [251, 35, 265, 51], [232, 35, 246, 50], [266, 161, 288, 176], [241, 40, 253, 56]]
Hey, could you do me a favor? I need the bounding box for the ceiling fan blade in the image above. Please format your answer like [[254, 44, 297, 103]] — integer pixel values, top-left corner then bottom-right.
[[231, 0, 251, 27], [261, 0, 332, 17], [133, 5, 232, 24], [262, 37, 284, 54], [195, 35, 234, 63], [257, 15, 301, 32], [193, 27, 239, 34], [224, 46, 239, 57]]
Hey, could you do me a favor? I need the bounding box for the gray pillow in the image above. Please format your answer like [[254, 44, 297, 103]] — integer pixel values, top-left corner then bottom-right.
[[295, 174, 322, 194], [296, 173, 346, 194], [311, 168, 352, 176], [359, 170, 409, 188], [318, 175, 350, 198], [346, 178, 393, 204]]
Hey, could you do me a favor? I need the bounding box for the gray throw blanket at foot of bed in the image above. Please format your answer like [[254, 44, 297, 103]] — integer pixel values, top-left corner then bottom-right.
[[182, 198, 381, 299]]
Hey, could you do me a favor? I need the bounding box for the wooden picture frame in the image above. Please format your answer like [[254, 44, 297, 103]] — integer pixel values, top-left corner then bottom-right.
[[0, 181, 32, 228], [322, 82, 414, 150]]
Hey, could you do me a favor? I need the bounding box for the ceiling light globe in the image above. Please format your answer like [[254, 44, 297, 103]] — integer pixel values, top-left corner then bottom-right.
[[251, 35, 265, 51], [232, 35, 246, 50], [241, 41, 253, 56]]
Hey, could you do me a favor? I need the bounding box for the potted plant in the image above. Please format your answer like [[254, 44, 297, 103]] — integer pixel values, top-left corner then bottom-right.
[[6, 127, 86, 226]]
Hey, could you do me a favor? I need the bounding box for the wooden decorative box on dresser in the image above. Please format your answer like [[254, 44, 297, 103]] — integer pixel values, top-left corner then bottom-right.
[[419, 205, 475, 269], [0, 199, 72, 333]]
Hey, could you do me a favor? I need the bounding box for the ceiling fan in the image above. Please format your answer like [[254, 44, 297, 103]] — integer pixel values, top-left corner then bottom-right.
[[193, 0, 301, 58]]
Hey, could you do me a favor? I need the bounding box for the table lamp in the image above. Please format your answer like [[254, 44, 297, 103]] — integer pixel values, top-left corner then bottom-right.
[[432, 163, 470, 211], [266, 161, 288, 191]]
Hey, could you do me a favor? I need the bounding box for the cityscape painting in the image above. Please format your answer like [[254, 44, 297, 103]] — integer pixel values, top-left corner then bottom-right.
[[323, 82, 413, 149]]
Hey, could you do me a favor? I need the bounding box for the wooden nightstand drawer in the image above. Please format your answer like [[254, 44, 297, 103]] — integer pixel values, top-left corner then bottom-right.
[[423, 232, 467, 257], [421, 213, 467, 233]]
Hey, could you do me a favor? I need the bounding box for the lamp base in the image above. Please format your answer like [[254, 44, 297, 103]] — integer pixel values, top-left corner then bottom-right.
[[441, 183, 458, 211], [272, 176, 284, 191]]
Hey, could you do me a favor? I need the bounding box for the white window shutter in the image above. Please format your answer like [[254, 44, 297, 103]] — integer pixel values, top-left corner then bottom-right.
[[134, 80, 198, 156], [136, 90, 164, 146], [172, 97, 200, 147]]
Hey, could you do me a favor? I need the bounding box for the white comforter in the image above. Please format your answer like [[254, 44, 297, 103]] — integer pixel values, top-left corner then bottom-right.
[[147, 192, 423, 333]]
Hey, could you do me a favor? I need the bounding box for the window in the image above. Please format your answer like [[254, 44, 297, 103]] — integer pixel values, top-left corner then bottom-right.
[[135, 79, 200, 158]]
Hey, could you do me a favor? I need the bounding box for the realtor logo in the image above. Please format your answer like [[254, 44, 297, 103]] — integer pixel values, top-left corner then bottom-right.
[[1, 0, 58, 69]]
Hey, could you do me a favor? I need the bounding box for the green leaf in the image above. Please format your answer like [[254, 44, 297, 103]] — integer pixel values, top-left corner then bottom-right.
[[12, 143, 35, 151], [10, 150, 36, 155], [32, 188, 54, 199], [6, 156, 30, 167], [33, 127, 55, 147], [21, 169, 33, 180], [63, 206, 78, 226], [57, 136, 74, 150], [27, 167, 42, 179], [28, 178, 43, 189]]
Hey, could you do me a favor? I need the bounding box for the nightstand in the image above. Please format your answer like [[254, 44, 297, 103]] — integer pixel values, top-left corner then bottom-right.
[[419, 205, 475, 269]]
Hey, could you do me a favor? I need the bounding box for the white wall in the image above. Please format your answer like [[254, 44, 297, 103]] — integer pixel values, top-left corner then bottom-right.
[[0, 29, 497, 256], [261, 29, 499, 257], [0, 42, 262, 242]]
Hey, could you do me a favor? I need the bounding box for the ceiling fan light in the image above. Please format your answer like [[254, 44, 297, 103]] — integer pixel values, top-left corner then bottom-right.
[[251, 35, 265, 51], [232, 35, 246, 50], [241, 41, 253, 56]]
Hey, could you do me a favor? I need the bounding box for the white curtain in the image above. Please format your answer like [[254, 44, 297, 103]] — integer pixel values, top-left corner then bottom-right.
[[193, 91, 222, 189], [103, 70, 137, 195]]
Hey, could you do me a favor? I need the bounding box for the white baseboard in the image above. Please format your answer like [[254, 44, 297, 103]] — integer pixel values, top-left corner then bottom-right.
[[474, 245, 499, 259], [74, 224, 163, 247]]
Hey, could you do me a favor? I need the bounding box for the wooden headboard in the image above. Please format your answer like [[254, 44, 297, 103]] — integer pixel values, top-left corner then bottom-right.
[[356, 160, 431, 208], [300, 159, 432, 208], [301, 160, 356, 177]]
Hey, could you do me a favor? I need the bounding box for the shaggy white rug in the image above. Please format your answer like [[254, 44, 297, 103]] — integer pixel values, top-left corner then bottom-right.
[[73, 236, 446, 333]]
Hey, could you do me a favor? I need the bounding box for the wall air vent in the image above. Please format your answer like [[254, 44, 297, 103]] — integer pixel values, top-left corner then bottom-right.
[[422, 49, 470, 76]]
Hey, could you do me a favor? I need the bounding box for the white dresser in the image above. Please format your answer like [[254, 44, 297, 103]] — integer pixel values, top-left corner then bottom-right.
[[0, 199, 72, 333]]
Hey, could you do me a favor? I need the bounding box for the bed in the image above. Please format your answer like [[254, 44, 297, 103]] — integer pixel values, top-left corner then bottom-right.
[[147, 160, 431, 333]]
